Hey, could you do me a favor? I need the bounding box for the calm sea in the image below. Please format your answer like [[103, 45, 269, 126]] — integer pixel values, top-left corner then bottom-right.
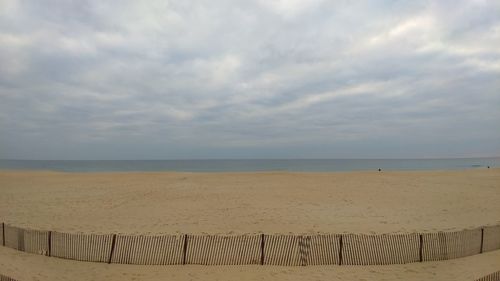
[[0, 158, 499, 172]]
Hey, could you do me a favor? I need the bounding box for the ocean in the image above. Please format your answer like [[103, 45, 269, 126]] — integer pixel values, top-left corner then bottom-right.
[[0, 158, 498, 172]]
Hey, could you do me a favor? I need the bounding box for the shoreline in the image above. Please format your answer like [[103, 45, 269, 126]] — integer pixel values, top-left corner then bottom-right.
[[0, 167, 498, 174], [1, 158, 499, 173]]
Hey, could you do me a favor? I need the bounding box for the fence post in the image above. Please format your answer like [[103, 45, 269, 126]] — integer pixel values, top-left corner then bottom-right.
[[48, 231, 52, 256], [108, 234, 116, 264], [183, 234, 188, 265], [18, 226, 25, 252], [260, 233, 265, 265], [419, 234, 423, 262], [2, 222, 4, 247], [480, 228, 484, 254], [338, 234, 343, 265]]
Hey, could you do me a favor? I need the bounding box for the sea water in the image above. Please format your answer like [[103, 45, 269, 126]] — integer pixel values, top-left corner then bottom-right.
[[0, 158, 498, 172]]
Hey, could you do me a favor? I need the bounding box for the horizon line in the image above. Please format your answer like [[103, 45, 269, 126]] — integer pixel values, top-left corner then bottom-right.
[[1, 156, 500, 161]]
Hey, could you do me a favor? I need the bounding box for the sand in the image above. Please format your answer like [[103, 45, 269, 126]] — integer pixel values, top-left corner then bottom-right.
[[0, 169, 499, 235], [0, 246, 499, 281], [1, 168, 500, 280]]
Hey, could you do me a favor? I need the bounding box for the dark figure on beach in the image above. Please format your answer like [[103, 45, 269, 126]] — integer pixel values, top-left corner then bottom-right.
[[488, 166, 490, 169], [378, 168, 382, 172]]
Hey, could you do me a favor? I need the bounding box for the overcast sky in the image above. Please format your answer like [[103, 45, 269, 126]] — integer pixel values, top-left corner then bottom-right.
[[0, 0, 499, 160]]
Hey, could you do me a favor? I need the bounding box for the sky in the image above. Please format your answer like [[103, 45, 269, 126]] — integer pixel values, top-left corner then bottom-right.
[[0, 0, 499, 160]]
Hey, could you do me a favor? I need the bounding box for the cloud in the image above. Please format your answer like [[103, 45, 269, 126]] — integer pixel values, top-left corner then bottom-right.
[[0, 0, 499, 159], [258, 0, 326, 19]]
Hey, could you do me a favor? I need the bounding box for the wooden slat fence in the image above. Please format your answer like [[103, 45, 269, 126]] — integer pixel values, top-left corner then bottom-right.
[[111, 234, 184, 265], [262, 234, 341, 266], [186, 234, 261, 265], [0, 222, 499, 266], [0, 275, 18, 281], [51, 232, 113, 262], [0, 272, 499, 281], [421, 228, 482, 261], [475, 271, 500, 281], [342, 233, 420, 265], [306, 234, 341, 265], [3, 225, 24, 251], [482, 225, 500, 253], [4, 224, 50, 255], [22, 228, 49, 256], [263, 235, 302, 265]]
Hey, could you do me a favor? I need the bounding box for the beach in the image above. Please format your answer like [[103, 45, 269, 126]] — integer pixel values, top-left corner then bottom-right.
[[0, 169, 499, 235], [3, 0, 499, 279], [1, 168, 499, 280]]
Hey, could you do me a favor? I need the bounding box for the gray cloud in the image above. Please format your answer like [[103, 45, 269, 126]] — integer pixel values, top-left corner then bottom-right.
[[0, 0, 499, 159]]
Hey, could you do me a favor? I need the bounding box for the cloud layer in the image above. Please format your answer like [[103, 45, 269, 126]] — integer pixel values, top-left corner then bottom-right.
[[1, 0, 499, 159]]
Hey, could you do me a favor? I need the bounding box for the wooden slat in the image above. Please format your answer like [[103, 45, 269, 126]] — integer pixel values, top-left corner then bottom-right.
[[342, 233, 419, 265], [186, 235, 261, 265], [422, 228, 482, 261], [111, 234, 184, 265], [51, 231, 113, 262], [482, 225, 500, 253]]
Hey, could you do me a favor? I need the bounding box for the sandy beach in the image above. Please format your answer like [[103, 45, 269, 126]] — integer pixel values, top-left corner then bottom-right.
[[0, 169, 499, 235], [0, 168, 500, 280]]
